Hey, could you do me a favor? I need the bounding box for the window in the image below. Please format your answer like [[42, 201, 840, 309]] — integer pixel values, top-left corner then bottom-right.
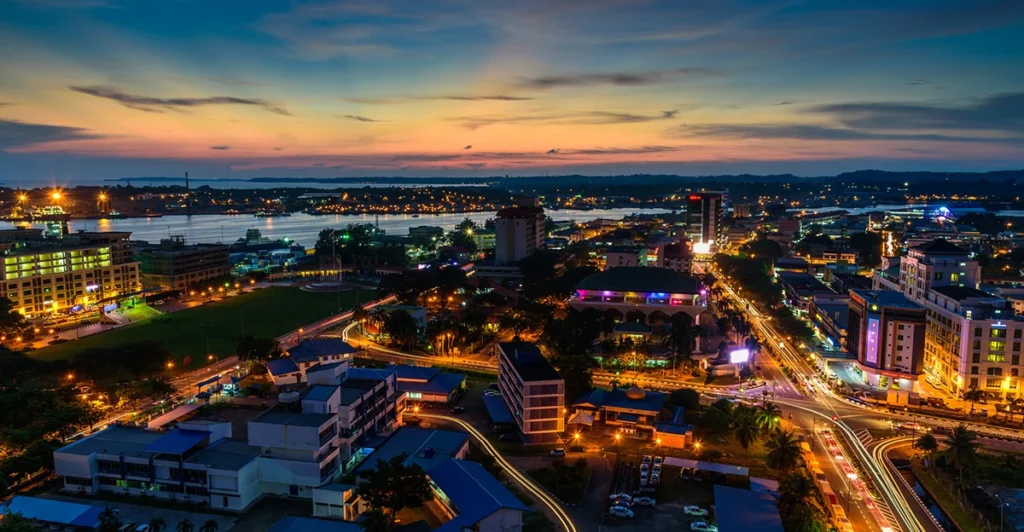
[[971, 366, 979, 375], [1014, 343, 1021, 353], [989, 340, 1006, 354], [1016, 330, 1022, 339], [975, 327, 983, 336], [992, 329, 1005, 339], [934, 272, 943, 281], [65, 477, 91, 487], [1014, 355, 1021, 366], [407, 392, 422, 400], [986, 378, 1002, 389], [987, 367, 1003, 376], [970, 377, 979, 388], [972, 353, 981, 364], [972, 341, 981, 350]]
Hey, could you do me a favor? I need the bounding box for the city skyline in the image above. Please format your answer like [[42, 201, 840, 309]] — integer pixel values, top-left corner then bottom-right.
[[2, 0, 1024, 181]]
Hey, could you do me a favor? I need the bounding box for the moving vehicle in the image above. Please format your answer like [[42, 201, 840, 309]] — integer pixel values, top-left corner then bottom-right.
[[684, 506, 709, 517], [690, 522, 717, 532], [498, 433, 520, 442], [449, 406, 465, 414], [609, 506, 635, 518]]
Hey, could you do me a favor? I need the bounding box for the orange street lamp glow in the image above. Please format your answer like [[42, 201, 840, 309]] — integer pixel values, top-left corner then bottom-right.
[[52, 191, 62, 200], [66, 373, 74, 381], [166, 362, 174, 369]]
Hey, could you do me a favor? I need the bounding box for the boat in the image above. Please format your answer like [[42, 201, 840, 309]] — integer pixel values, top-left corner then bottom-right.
[[254, 210, 291, 218]]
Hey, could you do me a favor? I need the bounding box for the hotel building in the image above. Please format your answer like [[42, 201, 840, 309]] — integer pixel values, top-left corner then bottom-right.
[[496, 342, 564, 445], [847, 290, 927, 392]]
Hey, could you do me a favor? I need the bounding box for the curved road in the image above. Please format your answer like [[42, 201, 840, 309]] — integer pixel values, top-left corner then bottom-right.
[[417, 413, 577, 532]]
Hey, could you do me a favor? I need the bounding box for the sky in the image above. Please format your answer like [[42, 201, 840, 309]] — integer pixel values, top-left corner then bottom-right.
[[1, 0, 1024, 183]]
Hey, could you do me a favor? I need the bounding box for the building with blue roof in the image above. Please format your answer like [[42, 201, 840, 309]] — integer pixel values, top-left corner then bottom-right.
[[430, 458, 529, 532], [267, 338, 360, 386], [383, 364, 466, 403], [0, 496, 104, 528], [713, 485, 784, 532], [353, 427, 469, 475], [573, 385, 667, 438]]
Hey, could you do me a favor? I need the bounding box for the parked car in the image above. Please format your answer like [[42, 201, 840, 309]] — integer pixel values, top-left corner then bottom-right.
[[635, 497, 656, 506], [640, 463, 649, 475], [449, 406, 465, 414], [642, 455, 652, 465], [693, 470, 704, 482], [690, 522, 717, 532], [609, 506, 635, 518], [653, 456, 663, 467], [550, 448, 566, 457], [680, 467, 692, 480], [498, 433, 520, 442], [652, 464, 662, 475], [684, 506, 709, 517], [609, 493, 632, 502], [488, 382, 499, 390], [650, 473, 661, 486], [135, 526, 151, 532]]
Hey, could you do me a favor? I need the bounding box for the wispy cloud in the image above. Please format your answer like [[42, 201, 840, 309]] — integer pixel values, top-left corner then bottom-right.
[[339, 114, 382, 123], [454, 109, 679, 130], [676, 123, 1017, 143], [557, 146, 681, 155], [805, 92, 1024, 133], [0, 119, 104, 149], [69, 85, 292, 116], [463, 145, 472, 150], [341, 94, 532, 104], [210, 145, 231, 150], [516, 68, 720, 90]]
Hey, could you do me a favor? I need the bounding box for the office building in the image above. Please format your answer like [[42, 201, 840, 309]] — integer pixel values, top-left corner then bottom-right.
[[686, 192, 724, 251], [408, 226, 445, 242], [0, 229, 141, 319], [471, 229, 496, 251], [494, 198, 545, 264], [496, 342, 564, 445], [604, 245, 646, 270], [899, 239, 981, 304], [732, 203, 753, 218], [847, 290, 927, 392], [136, 236, 230, 291]]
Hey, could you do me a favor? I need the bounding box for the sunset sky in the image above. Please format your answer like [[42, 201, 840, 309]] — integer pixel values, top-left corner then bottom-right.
[[1, 0, 1023, 181]]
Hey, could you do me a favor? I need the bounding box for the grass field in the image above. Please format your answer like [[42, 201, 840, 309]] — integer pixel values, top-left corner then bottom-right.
[[31, 287, 374, 367]]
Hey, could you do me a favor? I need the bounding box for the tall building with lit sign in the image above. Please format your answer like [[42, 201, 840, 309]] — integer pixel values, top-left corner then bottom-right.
[[685, 192, 724, 252], [847, 290, 927, 392]]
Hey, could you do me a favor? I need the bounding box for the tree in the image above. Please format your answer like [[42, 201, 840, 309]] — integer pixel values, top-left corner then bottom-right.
[[359, 509, 392, 532], [777, 471, 816, 516], [234, 335, 281, 363], [149, 517, 168, 532], [98, 508, 122, 532], [757, 403, 783, 432], [552, 351, 598, 406], [915, 433, 938, 454], [764, 430, 803, 472], [381, 310, 419, 350], [499, 310, 530, 341], [0, 297, 28, 340], [733, 416, 760, 457], [199, 519, 219, 532], [962, 386, 984, 415], [0, 510, 35, 532], [357, 453, 432, 530], [741, 238, 784, 263], [849, 231, 883, 268], [176, 518, 195, 532], [667, 388, 701, 411], [40, 402, 98, 442], [352, 306, 369, 332], [943, 424, 979, 486]]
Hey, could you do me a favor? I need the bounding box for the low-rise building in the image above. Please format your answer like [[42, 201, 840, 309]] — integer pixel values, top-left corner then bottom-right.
[[496, 342, 564, 445], [570, 266, 707, 323], [267, 338, 360, 386], [572, 386, 667, 439], [386, 364, 466, 404], [604, 245, 647, 269], [136, 235, 230, 291]]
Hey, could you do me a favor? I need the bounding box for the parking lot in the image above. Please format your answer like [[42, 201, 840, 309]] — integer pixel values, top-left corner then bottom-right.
[[604, 457, 722, 532]]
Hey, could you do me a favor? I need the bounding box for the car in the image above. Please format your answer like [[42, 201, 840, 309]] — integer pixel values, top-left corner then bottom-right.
[[642, 455, 652, 465], [449, 406, 465, 414], [153, 300, 165, 306], [635, 496, 656, 506], [896, 421, 924, 431], [653, 456, 663, 467], [639, 476, 648, 487], [118, 524, 138, 532], [498, 433, 520, 442], [693, 470, 704, 482], [550, 448, 566, 457], [689, 522, 717, 532], [680, 467, 692, 480], [609, 506, 635, 518], [611, 496, 633, 507], [650, 473, 661, 486], [609, 493, 632, 502], [684, 506, 709, 517], [652, 464, 662, 475], [640, 463, 649, 475]]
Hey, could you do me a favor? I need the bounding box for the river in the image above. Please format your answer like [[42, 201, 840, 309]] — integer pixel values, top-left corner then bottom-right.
[[4, 207, 669, 247]]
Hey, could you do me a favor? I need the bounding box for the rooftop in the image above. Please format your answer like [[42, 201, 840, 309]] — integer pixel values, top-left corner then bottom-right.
[[933, 285, 1000, 301], [576, 266, 701, 294], [912, 238, 969, 255], [388, 364, 441, 382], [851, 289, 924, 310], [0, 496, 103, 528], [498, 342, 562, 382], [398, 372, 466, 396], [266, 358, 299, 377], [254, 405, 334, 428], [575, 386, 667, 414], [142, 428, 210, 455], [713, 485, 784, 532], [354, 427, 469, 475], [301, 385, 339, 403], [288, 338, 358, 364], [189, 439, 261, 471], [56, 425, 163, 458], [482, 394, 514, 424], [431, 458, 529, 532]]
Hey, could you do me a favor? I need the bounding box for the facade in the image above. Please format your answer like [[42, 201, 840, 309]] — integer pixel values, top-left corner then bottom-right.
[[494, 198, 545, 264], [659, 241, 692, 273], [0, 229, 141, 319], [471, 229, 497, 251], [604, 246, 646, 270], [386, 365, 466, 404], [572, 386, 667, 438], [685, 192, 724, 250], [496, 342, 564, 445], [810, 301, 849, 350], [899, 239, 981, 304], [732, 203, 753, 218], [847, 290, 927, 392], [570, 266, 707, 322], [136, 236, 230, 291], [266, 338, 360, 386]]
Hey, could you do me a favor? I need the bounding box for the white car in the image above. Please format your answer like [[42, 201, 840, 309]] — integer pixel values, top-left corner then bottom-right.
[[640, 463, 650, 475], [635, 496, 656, 506], [642, 455, 652, 465], [652, 464, 662, 475], [653, 456, 663, 467], [609, 493, 632, 502], [684, 506, 709, 517], [609, 506, 635, 518], [690, 522, 717, 532]]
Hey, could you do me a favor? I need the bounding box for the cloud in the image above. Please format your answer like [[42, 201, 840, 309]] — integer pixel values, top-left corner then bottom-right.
[[342, 94, 532, 104], [909, 79, 930, 86], [557, 146, 681, 155], [0, 119, 104, 149], [454, 109, 679, 130], [0, 102, 13, 107], [547, 148, 560, 154], [516, 68, 720, 90], [464, 145, 472, 150], [805, 92, 1024, 133], [273, 147, 284, 151], [69, 85, 292, 116], [677, 123, 1016, 143], [339, 114, 381, 123], [774, 101, 800, 106], [210, 145, 231, 150]]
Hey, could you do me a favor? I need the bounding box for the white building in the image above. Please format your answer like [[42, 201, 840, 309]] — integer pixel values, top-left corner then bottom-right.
[[899, 239, 981, 304], [266, 338, 359, 386], [494, 198, 545, 264], [604, 246, 646, 270], [496, 342, 564, 445]]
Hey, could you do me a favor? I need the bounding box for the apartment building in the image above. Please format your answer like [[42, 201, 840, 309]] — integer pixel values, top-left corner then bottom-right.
[[900, 239, 981, 304], [494, 198, 545, 264], [0, 229, 141, 319], [604, 245, 647, 270], [496, 342, 564, 445], [136, 236, 230, 291], [847, 290, 927, 392]]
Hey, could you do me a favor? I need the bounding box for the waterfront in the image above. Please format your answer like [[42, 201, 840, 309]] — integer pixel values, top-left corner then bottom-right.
[[4, 207, 670, 247]]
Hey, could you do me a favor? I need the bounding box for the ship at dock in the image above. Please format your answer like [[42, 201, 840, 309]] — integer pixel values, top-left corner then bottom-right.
[[229, 228, 300, 253]]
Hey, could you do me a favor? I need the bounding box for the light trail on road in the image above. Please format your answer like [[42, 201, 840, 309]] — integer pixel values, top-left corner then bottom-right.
[[418, 413, 577, 532]]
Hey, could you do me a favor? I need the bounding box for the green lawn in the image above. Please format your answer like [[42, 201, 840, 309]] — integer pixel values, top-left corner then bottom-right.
[[31, 287, 373, 367]]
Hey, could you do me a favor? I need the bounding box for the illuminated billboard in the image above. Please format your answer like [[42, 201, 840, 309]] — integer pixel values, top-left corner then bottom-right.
[[728, 348, 751, 364], [864, 317, 880, 365], [693, 242, 712, 254]]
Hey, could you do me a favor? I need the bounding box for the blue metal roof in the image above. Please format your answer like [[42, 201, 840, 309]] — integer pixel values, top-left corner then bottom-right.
[[654, 423, 692, 435], [142, 429, 209, 454], [0, 496, 103, 527], [269, 516, 361, 532], [574, 387, 666, 414], [713, 485, 784, 532], [431, 459, 528, 532], [347, 367, 394, 381], [388, 364, 440, 382], [482, 394, 514, 424], [288, 338, 358, 363], [195, 374, 221, 389], [266, 358, 299, 376], [398, 372, 465, 396]]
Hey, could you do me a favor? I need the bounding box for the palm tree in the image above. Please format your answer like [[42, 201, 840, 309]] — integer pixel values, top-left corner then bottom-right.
[[764, 430, 803, 472], [352, 306, 369, 333], [368, 307, 388, 335], [149, 517, 168, 532], [943, 424, 979, 486], [777, 471, 816, 516], [757, 403, 783, 432], [199, 519, 219, 532], [176, 518, 195, 532], [98, 508, 121, 532], [733, 417, 760, 457], [962, 386, 985, 415]]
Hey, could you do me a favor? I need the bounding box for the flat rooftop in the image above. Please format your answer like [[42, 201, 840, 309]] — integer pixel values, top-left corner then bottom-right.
[[56, 426, 163, 459], [713, 485, 784, 532], [851, 289, 923, 309], [189, 439, 262, 471], [498, 342, 562, 382], [253, 405, 333, 428], [354, 427, 469, 475]]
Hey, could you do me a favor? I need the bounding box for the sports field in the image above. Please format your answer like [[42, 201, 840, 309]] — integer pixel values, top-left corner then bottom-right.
[[31, 287, 374, 366]]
